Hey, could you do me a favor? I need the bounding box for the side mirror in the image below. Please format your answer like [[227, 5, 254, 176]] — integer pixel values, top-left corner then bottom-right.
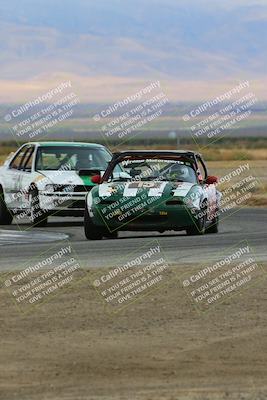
[[91, 175, 101, 184], [206, 176, 218, 185]]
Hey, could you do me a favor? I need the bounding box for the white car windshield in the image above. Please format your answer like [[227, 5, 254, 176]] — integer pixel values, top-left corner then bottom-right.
[[35, 146, 112, 171]]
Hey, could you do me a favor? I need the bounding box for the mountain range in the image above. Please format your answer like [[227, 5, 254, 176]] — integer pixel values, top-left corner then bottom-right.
[[0, 0, 267, 102]]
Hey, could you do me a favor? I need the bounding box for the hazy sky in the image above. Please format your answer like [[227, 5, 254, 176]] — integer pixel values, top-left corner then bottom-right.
[[0, 0, 266, 102]]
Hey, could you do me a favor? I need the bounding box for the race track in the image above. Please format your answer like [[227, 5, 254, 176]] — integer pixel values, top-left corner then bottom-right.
[[0, 207, 266, 270]]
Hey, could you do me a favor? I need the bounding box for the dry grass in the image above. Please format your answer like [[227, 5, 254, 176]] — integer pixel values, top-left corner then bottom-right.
[[0, 155, 8, 165], [1, 144, 267, 165], [122, 145, 267, 161], [0, 145, 16, 165], [202, 148, 267, 161]]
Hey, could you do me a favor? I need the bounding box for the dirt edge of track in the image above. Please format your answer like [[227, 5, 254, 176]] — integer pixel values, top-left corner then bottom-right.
[[1, 265, 267, 400]]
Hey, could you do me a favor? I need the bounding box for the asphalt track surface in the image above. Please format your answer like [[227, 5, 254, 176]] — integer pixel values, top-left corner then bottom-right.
[[0, 207, 266, 271]]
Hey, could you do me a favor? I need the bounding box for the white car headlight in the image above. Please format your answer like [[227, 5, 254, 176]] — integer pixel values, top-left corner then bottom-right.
[[44, 184, 55, 192], [184, 189, 202, 209]]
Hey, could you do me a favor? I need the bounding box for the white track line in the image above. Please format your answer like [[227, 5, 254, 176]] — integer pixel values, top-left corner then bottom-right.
[[0, 230, 69, 245]]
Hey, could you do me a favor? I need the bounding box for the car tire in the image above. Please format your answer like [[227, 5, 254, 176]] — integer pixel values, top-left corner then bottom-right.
[[205, 214, 219, 234], [30, 189, 48, 227], [0, 187, 13, 225], [186, 204, 207, 236], [104, 231, 118, 239], [84, 207, 104, 240]]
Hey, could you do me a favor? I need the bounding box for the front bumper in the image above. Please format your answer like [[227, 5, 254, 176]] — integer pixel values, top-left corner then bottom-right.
[[39, 192, 87, 216], [91, 203, 198, 232]]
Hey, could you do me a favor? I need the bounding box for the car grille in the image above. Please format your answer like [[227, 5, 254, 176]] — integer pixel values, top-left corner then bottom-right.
[[73, 185, 92, 193], [68, 200, 85, 209], [49, 184, 92, 193], [166, 199, 184, 205], [52, 184, 74, 192]]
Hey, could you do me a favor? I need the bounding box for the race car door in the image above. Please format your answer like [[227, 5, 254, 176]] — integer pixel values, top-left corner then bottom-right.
[[14, 145, 36, 210], [2, 145, 29, 209]]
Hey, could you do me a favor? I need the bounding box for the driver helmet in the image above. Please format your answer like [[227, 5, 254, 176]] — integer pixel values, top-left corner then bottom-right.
[[174, 164, 189, 179], [76, 153, 91, 170]]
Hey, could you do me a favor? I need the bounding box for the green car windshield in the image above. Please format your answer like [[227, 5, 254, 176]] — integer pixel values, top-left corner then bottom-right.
[[112, 158, 198, 184]]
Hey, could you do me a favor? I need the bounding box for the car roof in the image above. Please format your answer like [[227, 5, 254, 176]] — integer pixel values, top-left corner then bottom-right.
[[112, 150, 201, 157], [27, 142, 105, 148]]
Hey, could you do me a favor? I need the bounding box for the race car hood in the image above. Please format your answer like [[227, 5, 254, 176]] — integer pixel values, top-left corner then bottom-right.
[[95, 180, 198, 199], [35, 170, 94, 186]]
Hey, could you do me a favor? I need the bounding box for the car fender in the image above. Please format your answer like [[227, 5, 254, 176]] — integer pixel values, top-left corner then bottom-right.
[[204, 184, 218, 220], [30, 172, 53, 192], [86, 191, 95, 218], [0, 165, 9, 197]]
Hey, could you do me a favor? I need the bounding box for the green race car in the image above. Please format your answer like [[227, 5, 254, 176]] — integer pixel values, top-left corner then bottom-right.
[[84, 150, 221, 240]]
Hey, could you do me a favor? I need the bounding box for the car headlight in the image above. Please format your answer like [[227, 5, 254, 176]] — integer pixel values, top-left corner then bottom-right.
[[184, 188, 202, 209], [44, 184, 55, 192]]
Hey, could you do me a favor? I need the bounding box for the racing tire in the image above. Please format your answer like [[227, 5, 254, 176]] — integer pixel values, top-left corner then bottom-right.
[[0, 188, 13, 225], [84, 207, 104, 240], [205, 215, 219, 234], [186, 204, 207, 236], [30, 189, 48, 227], [104, 231, 118, 239]]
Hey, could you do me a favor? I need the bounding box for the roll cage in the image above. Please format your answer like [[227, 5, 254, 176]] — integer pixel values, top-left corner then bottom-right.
[[101, 151, 208, 183]]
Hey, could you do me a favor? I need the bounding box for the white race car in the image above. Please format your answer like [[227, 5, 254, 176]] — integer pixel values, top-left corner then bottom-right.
[[0, 141, 113, 227]]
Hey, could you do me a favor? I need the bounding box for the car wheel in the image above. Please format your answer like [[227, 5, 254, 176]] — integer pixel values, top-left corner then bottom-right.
[[0, 187, 13, 225], [30, 189, 48, 227], [104, 231, 118, 239], [186, 204, 207, 236], [206, 214, 219, 234], [84, 207, 104, 240]]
